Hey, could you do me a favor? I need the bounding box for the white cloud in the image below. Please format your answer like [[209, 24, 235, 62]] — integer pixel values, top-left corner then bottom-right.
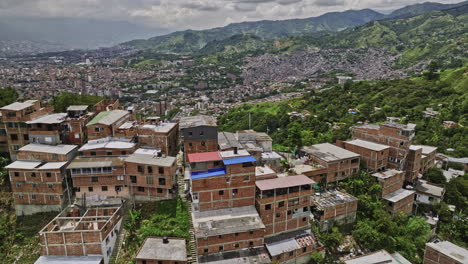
[[0, 0, 462, 30]]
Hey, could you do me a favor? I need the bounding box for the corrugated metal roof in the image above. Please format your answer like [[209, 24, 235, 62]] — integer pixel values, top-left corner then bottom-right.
[[187, 152, 221, 163], [67, 157, 125, 169], [0, 100, 37, 111], [79, 138, 135, 151], [6, 161, 42, 169], [86, 110, 129, 126], [383, 188, 415, 203], [67, 105, 89, 111], [34, 256, 103, 264], [191, 168, 226, 179], [26, 113, 67, 124], [125, 153, 176, 167], [19, 144, 78, 155], [265, 238, 301, 256], [256, 174, 314, 191], [345, 139, 390, 151], [223, 156, 256, 165], [302, 143, 360, 162], [37, 161, 68, 170]]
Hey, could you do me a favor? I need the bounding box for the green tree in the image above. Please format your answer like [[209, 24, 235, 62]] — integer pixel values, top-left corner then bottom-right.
[[0, 87, 18, 107], [424, 168, 446, 184]]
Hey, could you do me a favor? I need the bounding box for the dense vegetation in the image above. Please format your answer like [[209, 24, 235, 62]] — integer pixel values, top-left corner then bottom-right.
[[218, 66, 468, 157], [0, 87, 19, 107], [51, 92, 103, 112], [117, 199, 190, 264], [339, 172, 432, 263]]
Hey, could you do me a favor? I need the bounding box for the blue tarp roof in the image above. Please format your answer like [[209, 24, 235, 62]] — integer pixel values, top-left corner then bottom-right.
[[191, 168, 226, 179], [223, 156, 256, 165]]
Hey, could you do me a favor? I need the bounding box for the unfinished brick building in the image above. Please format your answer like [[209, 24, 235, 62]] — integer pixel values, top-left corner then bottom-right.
[[310, 190, 358, 231], [93, 99, 121, 112], [372, 169, 415, 215], [180, 115, 218, 160], [86, 110, 131, 140], [189, 151, 257, 211], [300, 143, 360, 185], [64, 105, 96, 145], [337, 139, 389, 172], [68, 156, 128, 198], [413, 145, 437, 175], [0, 100, 54, 160], [351, 122, 418, 182], [6, 144, 78, 215], [39, 205, 122, 264], [137, 122, 179, 156], [125, 149, 177, 200], [255, 175, 314, 236], [372, 169, 405, 198]]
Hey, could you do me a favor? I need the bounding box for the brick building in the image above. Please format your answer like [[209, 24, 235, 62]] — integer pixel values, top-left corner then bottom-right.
[[78, 137, 137, 156], [337, 139, 389, 172], [405, 145, 423, 183], [310, 190, 358, 231], [39, 205, 122, 264], [64, 105, 95, 145], [0, 114, 7, 153], [137, 122, 179, 156], [189, 151, 256, 212], [351, 122, 417, 182], [255, 175, 314, 236], [26, 113, 68, 145], [180, 116, 218, 160], [6, 144, 78, 215], [383, 188, 415, 216], [345, 250, 411, 264], [93, 99, 121, 112], [300, 143, 360, 185], [135, 237, 187, 264], [264, 229, 324, 264], [125, 149, 177, 200], [86, 110, 131, 140], [68, 156, 128, 198], [372, 169, 405, 197], [412, 145, 438, 175], [192, 205, 266, 255], [423, 241, 468, 264], [0, 100, 54, 160]]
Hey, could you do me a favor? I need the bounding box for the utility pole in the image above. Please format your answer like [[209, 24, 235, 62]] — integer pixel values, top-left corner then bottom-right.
[[249, 113, 251, 130]]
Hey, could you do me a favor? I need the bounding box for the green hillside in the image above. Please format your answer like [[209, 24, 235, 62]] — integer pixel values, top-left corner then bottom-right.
[[218, 66, 468, 157]]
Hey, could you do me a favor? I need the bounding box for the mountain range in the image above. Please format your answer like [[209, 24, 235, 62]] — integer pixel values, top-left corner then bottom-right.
[[123, 1, 468, 54]]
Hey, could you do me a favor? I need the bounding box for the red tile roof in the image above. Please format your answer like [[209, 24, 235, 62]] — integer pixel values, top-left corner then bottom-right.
[[187, 152, 222, 163], [256, 175, 315, 191]]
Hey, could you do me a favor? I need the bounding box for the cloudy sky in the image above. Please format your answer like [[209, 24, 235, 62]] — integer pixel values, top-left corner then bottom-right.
[[0, 0, 463, 30]]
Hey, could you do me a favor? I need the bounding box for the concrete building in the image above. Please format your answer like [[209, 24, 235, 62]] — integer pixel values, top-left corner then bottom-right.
[[423, 241, 468, 264], [39, 205, 122, 264], [310, 190, 358, 231], [300, 143, 360, 185], [415, 180, 445, 205], [255, 175, 314, 236], [125, 150, 177, 200], [135, 237, 187, 264], [26, 113, 68, 145], [338, 139, 390, 172], [86, 110, 131, 140], [0, 100, 54, 160], [351, 122, 417, 183], [180, 115, 218, 160], [192, 205, 265, 255], [7, 143, 78, 215], [345, 250, 411, 264]]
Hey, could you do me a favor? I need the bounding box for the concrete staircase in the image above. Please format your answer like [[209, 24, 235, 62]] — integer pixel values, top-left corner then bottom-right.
[[108, 201, 131, 264], [177, 166, 198, 264]]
